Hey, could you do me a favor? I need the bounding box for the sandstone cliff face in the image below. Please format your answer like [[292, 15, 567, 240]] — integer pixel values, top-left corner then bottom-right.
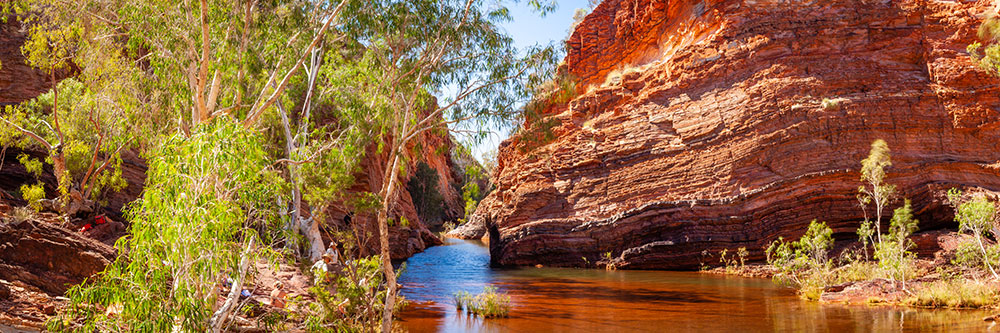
[[476, 0, 1000, 269], [0, 218, 116, 295], [0, 18, 53, 107], [324, 132, 462, 260]]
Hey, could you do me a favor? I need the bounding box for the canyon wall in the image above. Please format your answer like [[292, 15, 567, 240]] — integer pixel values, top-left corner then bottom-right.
[[474, 0, 1000, 269]]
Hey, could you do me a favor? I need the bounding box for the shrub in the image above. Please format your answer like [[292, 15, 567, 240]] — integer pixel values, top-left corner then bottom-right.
[[301, 255, 404, 331], [947, 189, 1000, 279], [9, 205, 36, 223], [19, 183, 45, 211], [968, 17, 1000, 77], [515, 71, 577, 153], [873, 200, 919, 287], [766, 220, 833, 299], [49, 119, 285, 332], [832, 257, 881, 284], [820, 98, 846, 111], [454, 286, 511, 318], [857, 139, 895, 252], [603, 251, 617, 271], [441, 221, 456, 234], [719, 247, 748, 273]]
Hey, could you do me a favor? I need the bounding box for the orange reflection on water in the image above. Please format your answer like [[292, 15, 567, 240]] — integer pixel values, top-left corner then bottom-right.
[[399, 239, 994, 332]]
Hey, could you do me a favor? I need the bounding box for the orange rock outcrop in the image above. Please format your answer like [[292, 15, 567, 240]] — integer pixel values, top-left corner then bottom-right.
[[473, 0, 1000, 269]]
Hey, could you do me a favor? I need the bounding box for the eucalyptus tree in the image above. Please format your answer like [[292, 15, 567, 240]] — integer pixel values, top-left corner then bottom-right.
[[0, 2, 144, 216], [947, 189, 1000, 280], [5, 0, 359, 262], [858, 139, 895, 248], [52, 119, 286, 332], [9, 0, 366, 330], [326, 0, 558, 329]]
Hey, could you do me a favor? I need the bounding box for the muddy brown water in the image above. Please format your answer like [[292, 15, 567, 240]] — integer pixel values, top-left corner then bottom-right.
[[398, 238, 995, 332]]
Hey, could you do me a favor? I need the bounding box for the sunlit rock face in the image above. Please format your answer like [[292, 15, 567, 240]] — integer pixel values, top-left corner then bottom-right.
[[324, 132, 463, 260], [472, 0, 1000, 269]]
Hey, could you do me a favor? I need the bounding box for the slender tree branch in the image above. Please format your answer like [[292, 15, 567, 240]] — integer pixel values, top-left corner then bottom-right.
[[0, 116, 52, 150], [243, 0, 349, 128], [195, 0, 211, 123]]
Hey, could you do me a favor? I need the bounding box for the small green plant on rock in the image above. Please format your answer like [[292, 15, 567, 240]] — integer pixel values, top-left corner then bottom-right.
[[968, 17, 1000, 76], [441, 221, 456, 234], [821, 98, 846, 111], [719, 248, 747, 273]]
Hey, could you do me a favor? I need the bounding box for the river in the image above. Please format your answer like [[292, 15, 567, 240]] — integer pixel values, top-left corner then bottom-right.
[[398, 238, 994, 332]]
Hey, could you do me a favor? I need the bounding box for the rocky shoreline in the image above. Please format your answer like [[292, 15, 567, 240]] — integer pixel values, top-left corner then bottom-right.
[[704, 229, 1000, 317]]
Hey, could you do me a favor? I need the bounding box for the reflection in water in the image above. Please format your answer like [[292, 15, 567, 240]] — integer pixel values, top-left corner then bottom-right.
[[399, 239, 995, 332]]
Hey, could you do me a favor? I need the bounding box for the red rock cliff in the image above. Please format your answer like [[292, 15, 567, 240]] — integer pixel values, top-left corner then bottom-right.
[[475, 0, 1000, 269]]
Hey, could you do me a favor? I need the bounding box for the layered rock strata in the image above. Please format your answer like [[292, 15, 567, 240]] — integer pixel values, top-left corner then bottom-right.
[[474, 0, 1000, 269], [0, 218, 116, 295]]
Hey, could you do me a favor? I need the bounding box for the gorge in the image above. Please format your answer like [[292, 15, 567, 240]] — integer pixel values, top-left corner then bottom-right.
[[2, 0, 1000, 331], [456, 0, 1000, 270]]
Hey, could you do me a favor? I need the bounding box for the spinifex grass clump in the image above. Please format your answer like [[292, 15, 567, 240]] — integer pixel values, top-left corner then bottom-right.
[[453, 286, 511, 318], [906, 277, 999, 308]]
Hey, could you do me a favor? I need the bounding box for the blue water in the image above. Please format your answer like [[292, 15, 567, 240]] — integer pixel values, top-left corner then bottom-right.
[[398, 238, 996, 332]]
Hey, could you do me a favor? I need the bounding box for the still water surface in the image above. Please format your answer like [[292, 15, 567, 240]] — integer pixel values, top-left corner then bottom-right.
[[399, 238, 995, 332]]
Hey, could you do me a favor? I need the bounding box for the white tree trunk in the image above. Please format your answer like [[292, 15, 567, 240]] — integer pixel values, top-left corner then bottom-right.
[[379, 153, 402, 333], [209, 235, 254, 332]]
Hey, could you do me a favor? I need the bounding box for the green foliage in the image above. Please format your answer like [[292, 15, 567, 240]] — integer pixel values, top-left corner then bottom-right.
[[441, 221, 456, 234], [906, 277, 999, 309], [407, 161, 444, 225], [51, 119, 285, 332], [946, 189, 1000, 279], [17, 153, 42, 178], [453, 286, 511, 318], [873, 200, 919, 285], [718, 247, 750, 273], [461, 181, 481, 219], [969, 17, 1000, 77], [831, 256, 881, 285], [603, 251, 617, 271], [515, 72, 576, 153], [857, 139, 895, 254], [302, 256, 400, 331], [766, 220, 833, 299], [19, 183, 45, 211]]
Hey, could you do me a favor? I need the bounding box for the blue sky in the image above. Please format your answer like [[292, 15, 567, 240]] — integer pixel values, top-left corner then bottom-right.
[[458, 0, 591, 161]]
